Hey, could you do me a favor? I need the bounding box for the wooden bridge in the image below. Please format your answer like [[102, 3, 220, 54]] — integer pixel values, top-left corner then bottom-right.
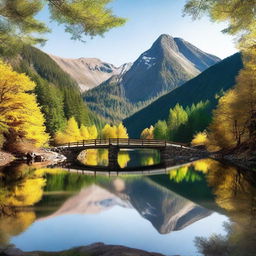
[[57, 138, 189, 149], [53, 138, 207, 171]]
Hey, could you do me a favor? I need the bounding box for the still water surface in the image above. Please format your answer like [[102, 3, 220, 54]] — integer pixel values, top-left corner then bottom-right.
[[0, 149, 255, 256]]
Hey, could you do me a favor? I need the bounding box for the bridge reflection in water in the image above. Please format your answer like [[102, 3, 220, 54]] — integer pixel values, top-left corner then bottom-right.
[[54, 138, 206, 172], [54, 161, 200, 178]]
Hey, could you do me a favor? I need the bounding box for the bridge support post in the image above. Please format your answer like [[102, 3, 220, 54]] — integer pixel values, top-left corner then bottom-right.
[[159, 148, 169, 166], [108, 145, 119, 170]]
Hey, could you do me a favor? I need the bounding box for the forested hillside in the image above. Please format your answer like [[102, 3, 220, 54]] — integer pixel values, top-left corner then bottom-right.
[[7, 46, 103, 135], [84, 75, 153, 123], [124, 53, 243, 138]]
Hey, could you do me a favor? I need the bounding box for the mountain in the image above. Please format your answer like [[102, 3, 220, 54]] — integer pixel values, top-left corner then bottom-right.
[[123, 53, 243, 138], [40, 185, 131, 219], [50, 55, 132, 92], [38, 178, 212, 235], [84, 34, 220, 122], [112, 178, 212, 234], [122, 34, 220, 103]]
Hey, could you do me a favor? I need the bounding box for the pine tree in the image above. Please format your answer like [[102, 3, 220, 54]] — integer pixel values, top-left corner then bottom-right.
[[168, 104, 188, 140], [153, 120, 168, 140]]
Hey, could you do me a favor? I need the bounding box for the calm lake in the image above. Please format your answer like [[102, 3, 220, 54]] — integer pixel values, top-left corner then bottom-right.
[[0, 149, 255, 256]]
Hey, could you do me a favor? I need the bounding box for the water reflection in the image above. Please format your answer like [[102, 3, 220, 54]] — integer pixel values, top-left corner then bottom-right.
[[0, 158, 255, 256], [78, 149, 160, 168]]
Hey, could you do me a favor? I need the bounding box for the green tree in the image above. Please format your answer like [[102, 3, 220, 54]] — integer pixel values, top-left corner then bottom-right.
[[153, 120, 168, 140], [15, 45, 94, 132], [0, 0, 126, 56], [168, 104, 188, 140]]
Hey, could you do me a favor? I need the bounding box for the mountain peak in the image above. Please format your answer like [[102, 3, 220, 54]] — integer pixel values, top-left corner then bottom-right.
[[157, 34, 173, 41], [152, 34, 179, 52]]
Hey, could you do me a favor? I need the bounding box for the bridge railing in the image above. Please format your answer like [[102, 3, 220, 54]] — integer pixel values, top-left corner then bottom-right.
[[56, 138, 189, 148]]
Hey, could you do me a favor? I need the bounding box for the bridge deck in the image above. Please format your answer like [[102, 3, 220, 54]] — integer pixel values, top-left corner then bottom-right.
[[56, 138, 189, 149]]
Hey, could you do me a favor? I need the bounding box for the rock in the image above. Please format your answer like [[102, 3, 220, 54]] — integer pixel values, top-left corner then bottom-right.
[[2, 247, 25, 256], [34, 155, 45, 162], [2, 206, 13, 216]]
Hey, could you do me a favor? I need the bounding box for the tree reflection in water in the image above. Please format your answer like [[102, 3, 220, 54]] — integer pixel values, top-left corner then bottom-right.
[[0, 163, 64, 246], [188, 159, 256, 256], [0, 158, 255, 256]]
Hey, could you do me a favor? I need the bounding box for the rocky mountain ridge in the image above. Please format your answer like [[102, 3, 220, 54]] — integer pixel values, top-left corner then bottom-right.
[[50, 55, 132, 92]]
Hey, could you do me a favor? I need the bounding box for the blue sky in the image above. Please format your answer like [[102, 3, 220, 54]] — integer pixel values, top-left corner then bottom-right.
[[37, 0, 237, 66]]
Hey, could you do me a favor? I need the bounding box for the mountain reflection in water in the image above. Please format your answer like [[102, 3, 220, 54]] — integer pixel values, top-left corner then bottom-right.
[[0, 157, 255, 256]]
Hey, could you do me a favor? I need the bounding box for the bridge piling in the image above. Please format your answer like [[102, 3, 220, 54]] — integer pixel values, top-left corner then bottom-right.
[[108, 145, 119, 170]]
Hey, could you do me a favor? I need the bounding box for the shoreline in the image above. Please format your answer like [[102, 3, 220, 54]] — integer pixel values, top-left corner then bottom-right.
[[0, 148, 255, 172], [0, 151, 15, 167], [0, 148, 66, 167], [0, 243, 167, 256]]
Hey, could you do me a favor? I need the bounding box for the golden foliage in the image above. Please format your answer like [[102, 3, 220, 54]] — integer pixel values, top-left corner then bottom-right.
[[0, 211, 36, 246], [191, 131, 209, 146], [54, 116, 98, 144], [192, 159, 214, 174], [116, 123, 129, 138], [142, 156, 155, 166], [80, 125, 90, 139], [207, 54, 256, 150], [6, 178, 46, 206], [118, 152, 130, 168], [0, 61, 49, 147], [169, 166, 190, 183], [80, 149, 108, 166], [184, 1, 256, 151], [102, 123, 128, 139], [140, 126, 154, 139], [87, 125, 98, 139]]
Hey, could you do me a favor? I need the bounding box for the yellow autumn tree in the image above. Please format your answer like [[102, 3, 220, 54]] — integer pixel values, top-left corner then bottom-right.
[[184, 0, 256, 152], [207, 54, 256, 151], [116, 123, 129, 138], [191, 131, 209, 147], [102, 124, 117, 139], [0, 61, 49, 147], [140, 126, 154, 139], [55, 116, 81, 144], [80, 125, 90, 140], [101, 123, 129, 139], [88, 125, 98, 139], [55, 118, 99, 144], [234, 51, 256, 148]]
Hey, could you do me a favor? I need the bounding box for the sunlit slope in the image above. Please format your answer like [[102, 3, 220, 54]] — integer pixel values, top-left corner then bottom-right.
[[124, 53, 243, 138]]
